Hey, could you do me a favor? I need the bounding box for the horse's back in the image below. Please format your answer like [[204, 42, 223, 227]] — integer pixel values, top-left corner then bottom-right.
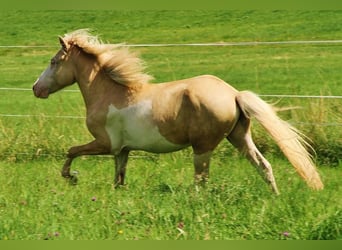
[[157, 74, 238, 92], [153, 74, 239, 119]]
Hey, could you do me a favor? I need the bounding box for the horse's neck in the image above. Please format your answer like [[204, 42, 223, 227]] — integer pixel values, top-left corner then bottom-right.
[[73, 56, 142, 109]]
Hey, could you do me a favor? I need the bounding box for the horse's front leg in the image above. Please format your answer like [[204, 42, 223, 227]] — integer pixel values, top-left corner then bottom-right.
[[61, 158, 74, 178], [114, 149, 130, 188], [193, 151, 213, 185], [61, 140, 111, 179]]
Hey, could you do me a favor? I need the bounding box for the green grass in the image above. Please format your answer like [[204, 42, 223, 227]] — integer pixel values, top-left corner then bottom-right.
[[0, 10, 341, 240], [0, 155, 341, 240]]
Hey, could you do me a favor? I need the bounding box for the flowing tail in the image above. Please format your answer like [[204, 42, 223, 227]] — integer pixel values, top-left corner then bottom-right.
[[236, 91, 324, 190]]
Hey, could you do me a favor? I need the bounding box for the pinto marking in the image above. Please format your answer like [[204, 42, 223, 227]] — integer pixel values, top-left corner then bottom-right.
[[105, 100, 186, 154]]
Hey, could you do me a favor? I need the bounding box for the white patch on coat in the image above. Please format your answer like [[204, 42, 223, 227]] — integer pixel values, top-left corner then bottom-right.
[[105, 100, 186, 154]]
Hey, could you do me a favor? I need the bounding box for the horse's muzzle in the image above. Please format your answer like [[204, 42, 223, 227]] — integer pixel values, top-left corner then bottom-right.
[[32, 82, 50, 99]]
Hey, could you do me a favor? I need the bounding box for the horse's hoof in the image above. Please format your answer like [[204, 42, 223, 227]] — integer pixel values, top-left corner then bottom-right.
[[61, 171, 78, 185], [69, 175, 78, 185], [61, 172, 71, 179]]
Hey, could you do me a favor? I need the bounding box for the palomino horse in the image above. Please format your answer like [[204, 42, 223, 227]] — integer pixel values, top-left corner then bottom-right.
[[33, 30, 323, 194]]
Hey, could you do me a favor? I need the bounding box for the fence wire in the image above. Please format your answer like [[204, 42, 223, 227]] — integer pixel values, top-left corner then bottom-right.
[[1, 39, 341, 126], [0, 87, 341, 126], [2, 39, 342, 48]]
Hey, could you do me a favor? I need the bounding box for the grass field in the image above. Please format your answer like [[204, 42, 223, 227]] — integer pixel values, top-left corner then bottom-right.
[[0, 10, 341, 240]]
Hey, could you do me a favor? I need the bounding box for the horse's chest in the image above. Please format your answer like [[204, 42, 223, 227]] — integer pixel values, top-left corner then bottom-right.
[[105, 100, 183, 153]]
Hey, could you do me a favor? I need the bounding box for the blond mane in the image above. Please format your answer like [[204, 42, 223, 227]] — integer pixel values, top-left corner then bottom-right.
[[62, 29, 154, 86]]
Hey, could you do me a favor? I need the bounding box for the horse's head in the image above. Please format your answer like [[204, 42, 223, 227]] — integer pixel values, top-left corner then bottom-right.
[[33, 37, 76, 98]]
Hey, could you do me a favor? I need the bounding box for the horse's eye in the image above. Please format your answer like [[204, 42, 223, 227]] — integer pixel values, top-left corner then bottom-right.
[[50, 58, 57, 65]]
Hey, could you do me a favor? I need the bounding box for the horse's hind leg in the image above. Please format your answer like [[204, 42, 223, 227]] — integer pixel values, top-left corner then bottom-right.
[[227, 116, 280, 195]]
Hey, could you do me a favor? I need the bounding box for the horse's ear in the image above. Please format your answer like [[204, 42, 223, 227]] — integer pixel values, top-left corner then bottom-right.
[[59, 36, 68, 52]]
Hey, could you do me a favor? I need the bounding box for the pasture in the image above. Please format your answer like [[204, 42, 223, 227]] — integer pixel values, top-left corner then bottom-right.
[[0, 10, 341, 240]]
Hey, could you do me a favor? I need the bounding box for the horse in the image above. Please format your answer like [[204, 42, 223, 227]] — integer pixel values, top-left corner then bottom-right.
[[32, 29, 324, 194]]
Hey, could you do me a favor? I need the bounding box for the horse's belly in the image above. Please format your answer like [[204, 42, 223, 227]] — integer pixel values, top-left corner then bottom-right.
[[122, 120, 187, 153], [105, 102, 187, 154]]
